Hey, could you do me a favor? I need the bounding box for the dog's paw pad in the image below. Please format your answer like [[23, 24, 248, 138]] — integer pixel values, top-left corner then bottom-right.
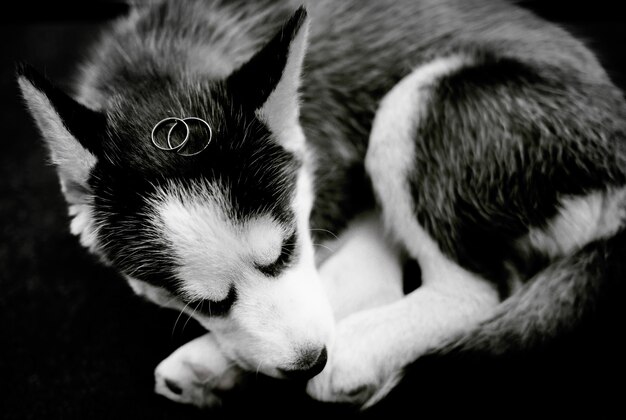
[[164, 378, 183, 395], [155, 366, 219, 408], [154, 358, 242, 409]]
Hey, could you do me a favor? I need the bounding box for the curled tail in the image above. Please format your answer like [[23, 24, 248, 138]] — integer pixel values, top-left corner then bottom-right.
[[373, 230, 626, 414], [436, 228, 626, 357]]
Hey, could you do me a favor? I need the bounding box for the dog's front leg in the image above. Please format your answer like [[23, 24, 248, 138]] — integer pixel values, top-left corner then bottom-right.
[[154, 333, 245, 408], [305, 211, 410, 406], [318, 211, 405, 321], [307, 259, 500, 407]]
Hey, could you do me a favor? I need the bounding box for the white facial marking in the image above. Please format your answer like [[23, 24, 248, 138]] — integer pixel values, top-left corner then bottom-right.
[[152, 182, 239, 302], [245, 215, 284, 267]]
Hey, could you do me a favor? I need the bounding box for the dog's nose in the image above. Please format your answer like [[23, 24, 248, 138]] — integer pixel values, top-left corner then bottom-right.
[[279, 346, 328, 380]]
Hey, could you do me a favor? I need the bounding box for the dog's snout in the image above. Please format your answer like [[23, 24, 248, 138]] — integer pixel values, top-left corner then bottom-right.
[[279, 346, 328, 380]]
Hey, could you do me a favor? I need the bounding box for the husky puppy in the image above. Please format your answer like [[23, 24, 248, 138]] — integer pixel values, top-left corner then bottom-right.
[[19, 0, 626, 409]]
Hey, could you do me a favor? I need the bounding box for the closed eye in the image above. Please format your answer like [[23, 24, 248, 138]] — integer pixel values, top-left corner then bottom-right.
[[183, 285, 237, 318], [255, 231, 297, 277]]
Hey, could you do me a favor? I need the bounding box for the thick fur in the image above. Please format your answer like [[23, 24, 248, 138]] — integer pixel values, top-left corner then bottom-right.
[[18, 0, 626, 411]]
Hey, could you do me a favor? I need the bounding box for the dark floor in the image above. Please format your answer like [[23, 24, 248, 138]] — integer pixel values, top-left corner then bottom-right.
[[1, 1, 625, 419]]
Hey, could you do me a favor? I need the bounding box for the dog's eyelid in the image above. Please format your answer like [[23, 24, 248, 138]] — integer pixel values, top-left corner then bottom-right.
[[183, 286, 237, 317], [255, 230, 297, 276]]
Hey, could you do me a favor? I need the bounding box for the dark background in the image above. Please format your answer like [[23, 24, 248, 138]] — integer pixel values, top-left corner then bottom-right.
[[1, 1, 625, 418]]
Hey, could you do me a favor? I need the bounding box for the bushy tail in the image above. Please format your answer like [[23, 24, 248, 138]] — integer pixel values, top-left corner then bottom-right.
[[370, 229, 626, 414], [436, 229, 626, 357]]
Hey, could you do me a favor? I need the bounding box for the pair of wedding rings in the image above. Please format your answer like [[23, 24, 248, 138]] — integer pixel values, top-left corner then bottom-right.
[[151, 117, 213, 156]]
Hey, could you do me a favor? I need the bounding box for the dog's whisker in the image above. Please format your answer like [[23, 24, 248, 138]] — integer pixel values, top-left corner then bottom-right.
[[310, 228, 338, 239], [255, 360, 264, 379], [281, 241, 334, 253], [312, 242, 334, 253], [171, 300, 193, 337], [182, 300, 203, 332]]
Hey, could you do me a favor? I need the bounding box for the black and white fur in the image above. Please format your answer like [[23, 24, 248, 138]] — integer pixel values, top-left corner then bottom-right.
[[18, 0, 626, 409]]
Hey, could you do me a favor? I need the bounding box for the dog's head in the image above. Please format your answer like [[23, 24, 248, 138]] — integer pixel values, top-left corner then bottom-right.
[[19, 8, 334, 379]]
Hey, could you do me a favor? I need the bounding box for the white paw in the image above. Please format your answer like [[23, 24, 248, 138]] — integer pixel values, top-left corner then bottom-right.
[[306, 311, 401, 408], [154, 335, 246, 408]]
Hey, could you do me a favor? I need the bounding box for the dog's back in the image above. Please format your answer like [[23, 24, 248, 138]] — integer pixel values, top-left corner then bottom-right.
[[78, 0, 622, 235]]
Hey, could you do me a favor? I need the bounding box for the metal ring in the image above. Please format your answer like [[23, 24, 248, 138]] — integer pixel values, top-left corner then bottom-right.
[[166, 121, 188, 149], [151, 117, 190, 151], [151, 116, 212, 156], [177, 117, 213, 157]]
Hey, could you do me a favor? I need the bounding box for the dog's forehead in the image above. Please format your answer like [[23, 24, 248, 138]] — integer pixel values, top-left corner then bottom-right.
[[110, 76, 225, 120], [104, 80, 226, 164], [99, 80, 300, 214]]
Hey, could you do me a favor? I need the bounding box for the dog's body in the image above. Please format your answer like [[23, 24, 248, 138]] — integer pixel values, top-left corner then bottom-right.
[[19, 0, 626, 409]]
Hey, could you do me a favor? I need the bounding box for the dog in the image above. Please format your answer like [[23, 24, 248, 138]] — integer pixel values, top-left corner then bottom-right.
[[18, 0, 626, 410]]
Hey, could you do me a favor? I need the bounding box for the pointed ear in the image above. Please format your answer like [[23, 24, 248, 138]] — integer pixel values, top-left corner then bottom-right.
[[227, 7, 309, 150], [17, 64, 104, 204]]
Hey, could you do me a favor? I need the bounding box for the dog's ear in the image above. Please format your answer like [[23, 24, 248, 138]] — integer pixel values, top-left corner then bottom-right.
[[227, 7, 309, 151], [17, 64, 104, 205]]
